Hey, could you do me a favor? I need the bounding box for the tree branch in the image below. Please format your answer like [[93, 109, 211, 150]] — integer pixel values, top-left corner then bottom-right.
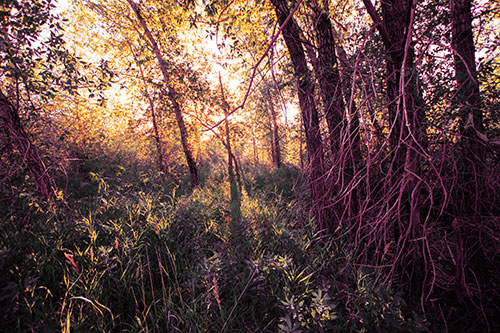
[[361, 0, 392, 48], [203, 0, 305, 132]]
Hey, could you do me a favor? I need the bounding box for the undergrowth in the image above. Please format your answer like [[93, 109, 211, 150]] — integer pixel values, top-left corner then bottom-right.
[[0, 161, 427, 331]]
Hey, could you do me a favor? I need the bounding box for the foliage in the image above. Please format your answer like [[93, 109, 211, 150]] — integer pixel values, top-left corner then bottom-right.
[[245, 163, 303, 201], [0, 159, 428, 331]]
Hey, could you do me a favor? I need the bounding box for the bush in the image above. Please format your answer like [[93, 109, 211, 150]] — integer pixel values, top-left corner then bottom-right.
[[245, 164, 304, 201]]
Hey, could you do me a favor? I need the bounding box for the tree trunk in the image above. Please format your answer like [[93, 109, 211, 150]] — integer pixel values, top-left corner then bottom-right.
[[299, 123, 304, 170], [0, 90, 54, 199], [265, 87, 282, 168], [383, 0, 413, 154], [310, 0, 345, 158], [331, 26, 362, 167], [254, 54, 282, 169], [251, 123, 258, 165], [271, 0, 336, 233], [149, 94, 165, 171], [219, 74, 241, 223], [363, 0, 423, 191], [310, 1, 362, 220], [363, 0, 419, 153], [363, 0, 425, 288], [268, 113, 276, 165], [450, 0, 483, 134], [450, 0, 486, 215], [127, 0, 198, 188], [132, 49, 166, 173]]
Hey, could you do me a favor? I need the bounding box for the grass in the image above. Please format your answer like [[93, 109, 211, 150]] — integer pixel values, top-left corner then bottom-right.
[[0, 161, 427, 331]]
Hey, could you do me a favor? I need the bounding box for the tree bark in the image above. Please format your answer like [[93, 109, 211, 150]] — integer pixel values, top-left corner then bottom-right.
[[450, 0, 483, 133], [127, 0, 198, 188], [450, 0, 486, 216], [310, 0, 345, 158], [271, 0, 336, 233]]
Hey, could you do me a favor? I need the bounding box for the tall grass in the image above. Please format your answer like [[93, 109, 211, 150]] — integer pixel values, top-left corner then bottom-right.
[[0, 161, 427, 331]]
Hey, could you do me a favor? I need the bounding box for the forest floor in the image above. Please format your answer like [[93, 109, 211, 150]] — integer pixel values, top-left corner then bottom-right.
[[0, 159, 433, 331]]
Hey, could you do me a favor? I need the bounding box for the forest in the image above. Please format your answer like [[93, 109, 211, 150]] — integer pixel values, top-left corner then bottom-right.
[[1, 0, 499, 331]]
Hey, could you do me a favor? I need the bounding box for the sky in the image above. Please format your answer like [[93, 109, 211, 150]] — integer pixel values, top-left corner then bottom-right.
[[54, 0, 69, 14]]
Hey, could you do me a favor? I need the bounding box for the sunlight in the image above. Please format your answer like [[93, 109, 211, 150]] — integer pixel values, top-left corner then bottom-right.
[[54, 0, 69, 14]]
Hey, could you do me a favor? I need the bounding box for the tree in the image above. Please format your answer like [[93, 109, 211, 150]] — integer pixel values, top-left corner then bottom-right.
[[309, 0, 346, 158], [126, 0, 199, 188], [219, 74, 241, 224], [0, 90, 54, 199], [450, 0, 484, 134], [307, 0, 363, 220], [129, 44, 167, 173], [360, 0, 430, 294], [270, 0, 337, 233], [266, 86, 282, 168], [0, 0, 82, 199], [255, 73, 282, 168], [450, 0, 488, 217]]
